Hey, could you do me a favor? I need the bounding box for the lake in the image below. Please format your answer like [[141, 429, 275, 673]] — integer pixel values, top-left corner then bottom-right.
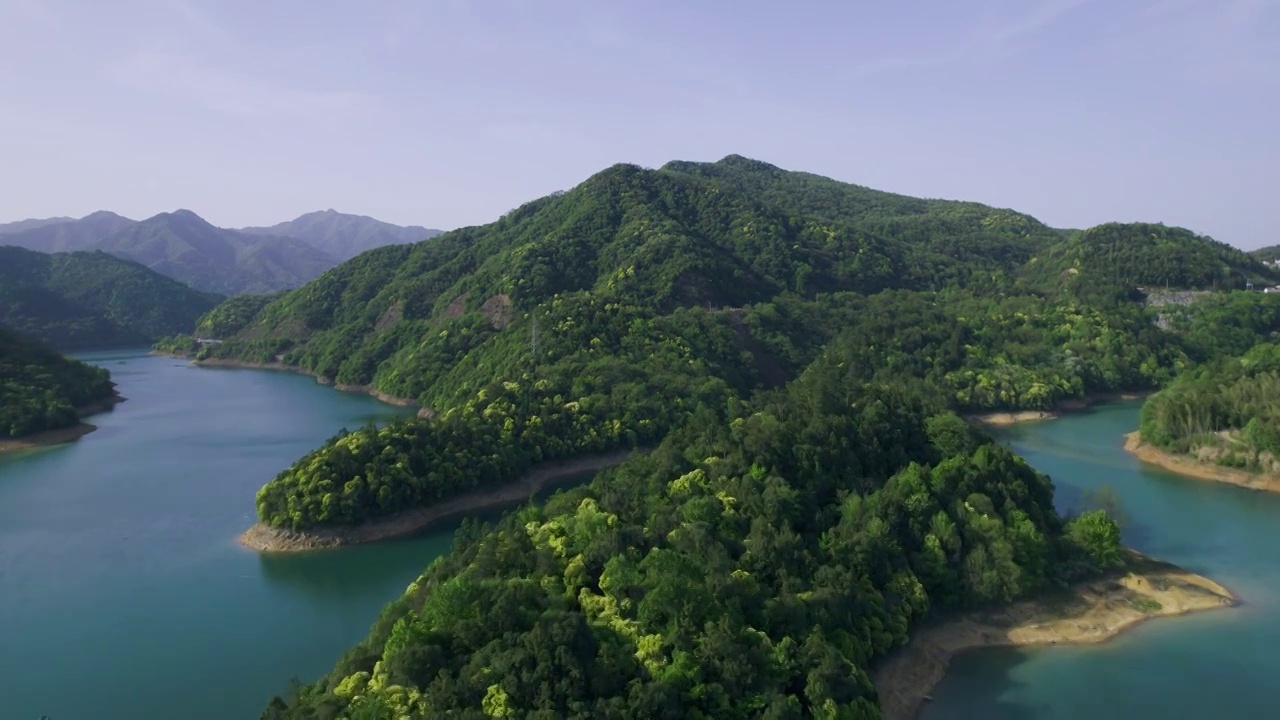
[[922, 403, 1279, 718], [2, 352, 1273, 718], [0, 350, 466, 720]]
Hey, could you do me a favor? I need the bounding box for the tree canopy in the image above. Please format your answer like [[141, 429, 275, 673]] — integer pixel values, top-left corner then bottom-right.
[[0, 328, 115, 439], [0, 246, 221, 350]]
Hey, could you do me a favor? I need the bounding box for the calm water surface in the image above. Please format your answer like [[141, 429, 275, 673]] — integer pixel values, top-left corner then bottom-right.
[[4, 354, 1275, 719], [0, 351, 461, 720], [923, 403, 1279, 719]]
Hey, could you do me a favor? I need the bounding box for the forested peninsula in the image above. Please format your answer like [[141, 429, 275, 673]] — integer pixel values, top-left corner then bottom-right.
[[152, 156, 1271, 719], [0, 327, 119, 451], [1130, 340, 1280, 491]]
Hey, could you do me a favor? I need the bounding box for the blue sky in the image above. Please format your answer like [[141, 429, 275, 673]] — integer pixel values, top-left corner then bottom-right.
[[1, 0, 1276, 247]]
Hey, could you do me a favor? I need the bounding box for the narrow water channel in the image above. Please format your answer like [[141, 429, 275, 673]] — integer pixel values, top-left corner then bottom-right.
[[923, 403, 1278, 719]]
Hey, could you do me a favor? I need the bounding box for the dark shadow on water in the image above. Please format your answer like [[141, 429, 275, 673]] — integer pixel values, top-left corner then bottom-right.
[[920, 647, 1038, 720], [1049, 482, 1157, 550], [257, 471, 601, 600], [257, 535, 450, 600]]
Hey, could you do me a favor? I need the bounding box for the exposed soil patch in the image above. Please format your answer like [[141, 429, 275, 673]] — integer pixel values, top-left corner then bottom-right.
[[480, 293, 514, 328]]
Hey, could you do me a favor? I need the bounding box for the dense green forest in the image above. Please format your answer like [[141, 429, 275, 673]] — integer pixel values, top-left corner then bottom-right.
[[1248, 244, 1280, 264], [0, 246, 221, 350], [184, 156, 1279, 534], [0, 328, 115, 439], [1020, 223, 1279, 298], [146, 155, 1270, 718], [1139, 341, 1280, 472], [263, 345, 1126, 719], [253, 286, 1209, 532]]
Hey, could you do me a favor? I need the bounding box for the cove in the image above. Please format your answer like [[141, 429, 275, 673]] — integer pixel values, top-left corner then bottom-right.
[[922, 402, 1276, 719], [0, 350, 514, 720]]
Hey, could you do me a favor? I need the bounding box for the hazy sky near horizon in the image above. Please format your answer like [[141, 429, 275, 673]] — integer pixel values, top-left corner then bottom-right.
[[1, 0, 1276, 246]]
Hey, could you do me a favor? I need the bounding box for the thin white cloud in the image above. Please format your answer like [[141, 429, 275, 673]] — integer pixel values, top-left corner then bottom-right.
[[107, 51, 372, 117], [1131, 0, 1280, 84], [980, 0, 1097, 45], [100, 0, 376, 118], [846, 0, 1099, 78]]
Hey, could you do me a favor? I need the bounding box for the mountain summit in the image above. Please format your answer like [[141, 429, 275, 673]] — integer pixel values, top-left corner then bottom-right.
[[239, 210, 441, 261]]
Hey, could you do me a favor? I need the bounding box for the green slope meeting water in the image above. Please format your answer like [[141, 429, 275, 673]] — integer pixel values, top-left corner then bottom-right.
[[923, 403, 1276, 719], [1, 353, 1273, 719]]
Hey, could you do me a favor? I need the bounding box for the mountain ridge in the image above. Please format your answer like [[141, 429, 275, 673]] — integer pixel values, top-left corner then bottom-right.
[[1, 209, 440, 295], [239, 209, 442, 261]]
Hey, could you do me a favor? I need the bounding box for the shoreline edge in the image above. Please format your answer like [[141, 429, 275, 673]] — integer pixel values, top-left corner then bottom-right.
[[1124, 432, 1280, 493], [968, 391, 1150, 427], [239, 449, 642, 552], [0, 392, 126, 454], [871, 551, 1236, 720]]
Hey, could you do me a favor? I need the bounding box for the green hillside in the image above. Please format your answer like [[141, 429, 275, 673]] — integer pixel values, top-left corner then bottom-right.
[[195, 156, 1067, 391], [181, 156, 1272, 539], [0, 328, 115, 439], [663, 154, 1057, 287], [1249, 244, 1280, 265], [1139, 340, 1280, 471], [1022, 222, 1279, 297], [0, 246, 221, 350]]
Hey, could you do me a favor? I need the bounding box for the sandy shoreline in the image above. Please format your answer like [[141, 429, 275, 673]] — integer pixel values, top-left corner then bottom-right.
[[968, 391, 1150, 427], [872, 551, 1236, 720], [1124, 432, 1280, 493], [239, 448, 642, 552], [0, 392, 126, 454]]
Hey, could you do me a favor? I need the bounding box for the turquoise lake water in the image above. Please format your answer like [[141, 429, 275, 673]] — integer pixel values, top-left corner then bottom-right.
[[923, 404, 1278, 718], [0, 351, 451, 720], [2, 352, 1274, 718]]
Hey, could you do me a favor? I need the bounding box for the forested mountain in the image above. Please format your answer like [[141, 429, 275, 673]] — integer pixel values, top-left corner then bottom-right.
[[1022, 223, 1279, 298], [0, 246, 221, 350], [180, 156, 1280, 536], [187, 156, 1070, 380], [1, 211, 138, 252], [664, 154, 1058, 287], [240, 210, 442, 262], [0, 328, 115, 439], [142, 155, 1276, 719], [1249, 244, 1280, 265], [92, 210, 338, 295]]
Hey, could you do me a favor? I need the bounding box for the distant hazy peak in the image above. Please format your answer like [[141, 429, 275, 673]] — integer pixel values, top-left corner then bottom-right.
[[0, 216, 75, 234], [79, 210, 135, 223]]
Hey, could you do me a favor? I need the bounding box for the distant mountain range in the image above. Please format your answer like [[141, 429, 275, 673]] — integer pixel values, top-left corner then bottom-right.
[[0, 210, 441, 295], [240, 209, 441, 262]]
